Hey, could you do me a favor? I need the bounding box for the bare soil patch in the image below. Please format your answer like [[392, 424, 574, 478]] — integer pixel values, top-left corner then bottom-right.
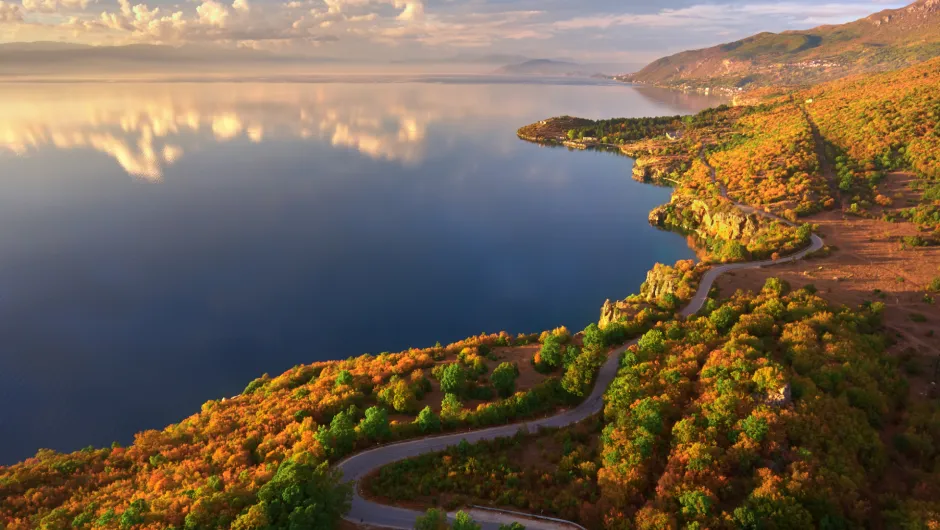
[[713, 210, 940, 398]]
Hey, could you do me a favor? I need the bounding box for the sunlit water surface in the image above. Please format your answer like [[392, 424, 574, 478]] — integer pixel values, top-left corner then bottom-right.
[[0, 79, 725, 463]]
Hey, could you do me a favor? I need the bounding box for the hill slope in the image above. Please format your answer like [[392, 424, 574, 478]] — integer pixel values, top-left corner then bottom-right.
[[628, 0, 940, 90]]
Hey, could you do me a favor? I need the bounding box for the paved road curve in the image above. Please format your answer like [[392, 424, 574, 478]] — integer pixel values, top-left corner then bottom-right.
[[335, 148, 824, 530]]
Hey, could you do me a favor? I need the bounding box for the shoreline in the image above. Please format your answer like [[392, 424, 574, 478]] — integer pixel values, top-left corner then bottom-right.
[[338, 125, 826, 530]]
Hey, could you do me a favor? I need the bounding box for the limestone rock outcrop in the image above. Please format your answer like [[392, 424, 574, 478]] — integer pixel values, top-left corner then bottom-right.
[[649, 198, 761, 243]]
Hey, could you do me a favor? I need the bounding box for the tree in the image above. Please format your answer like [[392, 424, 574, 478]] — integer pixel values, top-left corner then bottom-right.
[[562, 350, 600, 397], [249, 459, 352, 530], [637, 329, 666, 356], [452, 511, 481, 530], [316, 407, 357, 458], [741, 414, 769, 442], [415, 508, 448, 530], [499, 524, 526, 530], [414, 406, 441, 433], [441, 393, 463, 423], [119, 500, 147, 529], [379, 378, 418, 413], [562, 345, 580, 368], [567, 129, 577, 141], [440, 363, 468, 395], [491, 363, 519, 397], [582, 323, 607, 352], [335, 370, 353, 388], [709, 306, 738, 332], [536, 335, 562, 370], [358, 406, 391, 441]]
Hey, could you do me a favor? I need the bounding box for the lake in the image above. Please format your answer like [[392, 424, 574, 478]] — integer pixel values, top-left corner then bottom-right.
[[0, 78, 724, 463]]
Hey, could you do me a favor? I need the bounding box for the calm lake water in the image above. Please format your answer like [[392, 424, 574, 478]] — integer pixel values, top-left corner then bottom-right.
[[0, 78, 723, 463]]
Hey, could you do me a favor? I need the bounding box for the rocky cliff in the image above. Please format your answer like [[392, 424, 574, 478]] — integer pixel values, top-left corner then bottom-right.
[[649, 197, 761, 242], [599, 260, 701, 328]]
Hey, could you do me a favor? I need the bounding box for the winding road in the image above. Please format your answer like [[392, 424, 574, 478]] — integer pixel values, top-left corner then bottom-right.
[[336, 146, 825, 530]]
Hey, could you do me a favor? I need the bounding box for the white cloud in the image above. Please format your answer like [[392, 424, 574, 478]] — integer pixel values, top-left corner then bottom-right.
[[196, 0, 228, 27]]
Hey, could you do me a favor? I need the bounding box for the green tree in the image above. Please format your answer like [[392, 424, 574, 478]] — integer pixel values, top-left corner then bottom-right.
[[537, 335, 562, 370], [335, 370, 353, 388], [562, 350, 599, 397], [316, 407, 357, 458], [562, 344, 580, 368], [763, 277, 790, 296], [582, 323, 607, 352], [637, 329, 666, 355], [567, 129, 577, 141], [452, 511, 481, 530], [490, 363, 519, 397], [119, 500, 147, 529], [679, 490, 712, 519], [499, 524, 526, 530], [439, 363, 468, 395], [441, 393, 463, 423], [414, 406, 441, 433], [358, 406, 391, 441], [709, 306, 738, 332], [414, 508, 448, 530], [741, 414, 769, 442], [248, 459, 352, 529]]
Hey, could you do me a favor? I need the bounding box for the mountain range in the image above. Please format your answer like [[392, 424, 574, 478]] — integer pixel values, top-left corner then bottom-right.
[[626, 0, 940, 89]]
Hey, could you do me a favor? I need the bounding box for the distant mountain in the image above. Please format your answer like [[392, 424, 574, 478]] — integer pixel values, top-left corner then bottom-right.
[[496, 59, 593, 76], [628, 0, 940, 89], [448, 53, 531, 65]]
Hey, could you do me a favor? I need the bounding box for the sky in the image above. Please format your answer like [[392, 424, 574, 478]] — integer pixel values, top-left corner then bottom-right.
[[0, 0, 908, 63]]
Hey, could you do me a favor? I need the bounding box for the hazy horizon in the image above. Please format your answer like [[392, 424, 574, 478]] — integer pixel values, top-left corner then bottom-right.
[[0, 0, 907, 74]]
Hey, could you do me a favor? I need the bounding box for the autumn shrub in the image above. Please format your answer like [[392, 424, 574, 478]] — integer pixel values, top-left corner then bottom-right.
[[928, 276, 940, 293]]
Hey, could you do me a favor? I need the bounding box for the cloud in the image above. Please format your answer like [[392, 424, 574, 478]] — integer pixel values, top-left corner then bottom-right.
[[0, 0, 23, 21], [373, 9, 544, 47], [0, 0, 908, 62], [196, 0, 229, 27], [22, 0, 89, 13], [552, 2, 902, 31]]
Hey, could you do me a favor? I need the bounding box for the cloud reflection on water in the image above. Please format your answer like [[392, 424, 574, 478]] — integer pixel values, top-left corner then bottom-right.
[[0, 80, 726, 180]]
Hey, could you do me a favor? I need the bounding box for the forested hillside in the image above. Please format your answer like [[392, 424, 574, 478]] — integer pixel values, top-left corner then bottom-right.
[[4, 47, 940, 530], [372, 279, 940, 528], [626, 0, 940, 90]]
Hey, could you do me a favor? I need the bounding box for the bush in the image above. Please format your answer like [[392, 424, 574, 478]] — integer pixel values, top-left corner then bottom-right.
[[415, 508, 448, 530], [929, 277, 940, 293], [452, 511, 481, 530]]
